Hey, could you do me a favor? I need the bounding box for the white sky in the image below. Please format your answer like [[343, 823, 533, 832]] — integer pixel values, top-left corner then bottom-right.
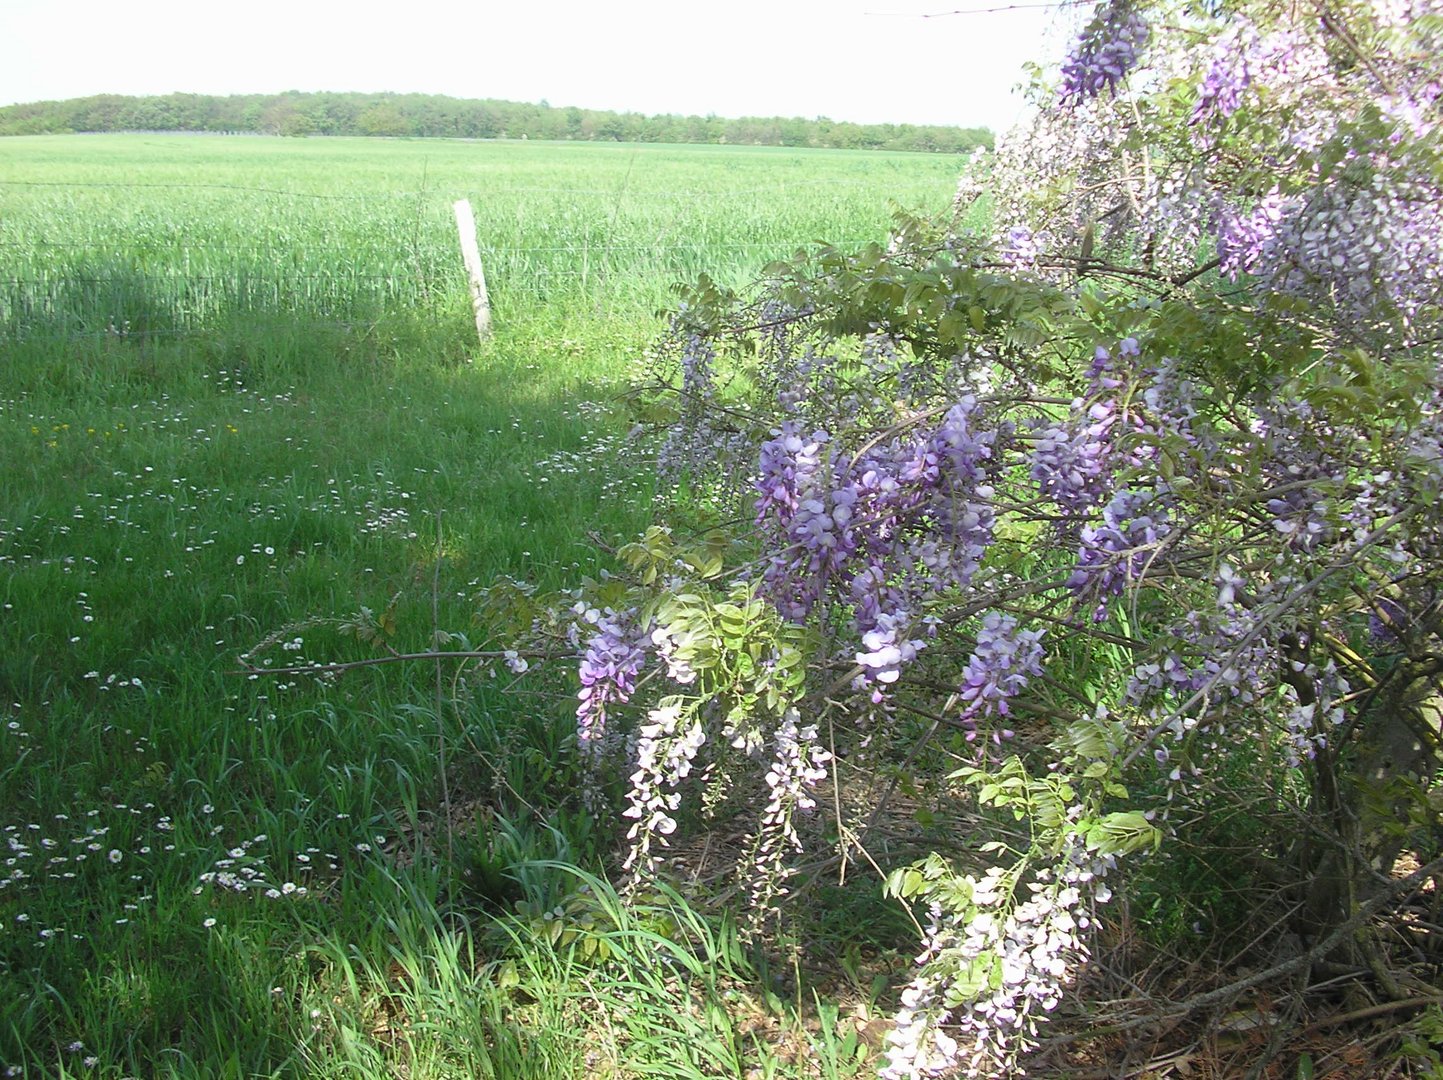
[[0, 0, 1073, 134]]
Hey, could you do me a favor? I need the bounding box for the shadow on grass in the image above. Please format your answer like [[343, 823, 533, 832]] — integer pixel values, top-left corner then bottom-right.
[[0, 306, 677, 1076]]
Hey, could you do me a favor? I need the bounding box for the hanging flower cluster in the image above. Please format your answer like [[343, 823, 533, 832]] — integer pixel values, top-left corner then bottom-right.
[[573, 606, 648, 748], [1060, 0, 1150, 104]]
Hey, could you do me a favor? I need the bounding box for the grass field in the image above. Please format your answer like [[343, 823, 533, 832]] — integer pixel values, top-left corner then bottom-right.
[[0, 134, 964, 339], [0, 135, 961, 1078]]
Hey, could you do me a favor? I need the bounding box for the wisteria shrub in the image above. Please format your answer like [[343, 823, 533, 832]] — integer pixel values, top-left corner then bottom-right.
[[490, 0, 1443, 1074]]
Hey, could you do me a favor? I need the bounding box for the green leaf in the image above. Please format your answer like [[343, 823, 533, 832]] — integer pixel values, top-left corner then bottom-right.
[[1087, 811, 1162, 855], [901, 868, 925, 897]]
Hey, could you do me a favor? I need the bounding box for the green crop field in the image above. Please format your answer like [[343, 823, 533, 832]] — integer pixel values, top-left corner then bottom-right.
[[0, 134, 964, 339], [0, 135, 959, 1078]]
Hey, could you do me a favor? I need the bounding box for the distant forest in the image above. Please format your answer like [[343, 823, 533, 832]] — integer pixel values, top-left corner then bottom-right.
[[0, 92, 993, 153]]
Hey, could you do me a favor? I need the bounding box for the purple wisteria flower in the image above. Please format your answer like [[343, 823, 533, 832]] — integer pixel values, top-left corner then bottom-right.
[[658, 333, 729, 485], [1029, 346, 1135, 516], [1214, 167, 1443, 322], [755, 423, 837, 621], [1192, 24, 1304, 126], [856, 609, 927, 693], [1252, 411, 1342, 554], [1068, 488, 1172, 620], [762, 709, 830, 844], [755, 398, 1004, 688], [1029, 405, 1114, 514], [1001, 226, 1045, 269], [1276, 657, 1350, 767], [1266, 486, 1332, 552], [755, 422, 827, 523], [1214, 191, 1286, 279], [1193, 52, 1251, 124], [930, 397, 998, 489], [956, 612, 1045, 738], [574, 606, 648, 747], [1060, 0, 1149, 105]]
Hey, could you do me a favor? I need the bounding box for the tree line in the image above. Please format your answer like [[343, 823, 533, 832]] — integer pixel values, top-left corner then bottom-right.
[[0, 91, 993, 153]]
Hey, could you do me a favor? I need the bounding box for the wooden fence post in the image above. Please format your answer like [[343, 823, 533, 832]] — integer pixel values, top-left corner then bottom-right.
[[452, 199, 492, 346]]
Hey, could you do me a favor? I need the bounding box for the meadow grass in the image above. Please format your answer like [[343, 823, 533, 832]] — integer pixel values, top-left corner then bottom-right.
[[0, 135, 952, 1077], [0, 312, 663, 1076]]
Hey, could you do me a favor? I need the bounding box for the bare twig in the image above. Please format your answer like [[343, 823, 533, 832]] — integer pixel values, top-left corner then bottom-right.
[[1299, 993, 1443, 1035]]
